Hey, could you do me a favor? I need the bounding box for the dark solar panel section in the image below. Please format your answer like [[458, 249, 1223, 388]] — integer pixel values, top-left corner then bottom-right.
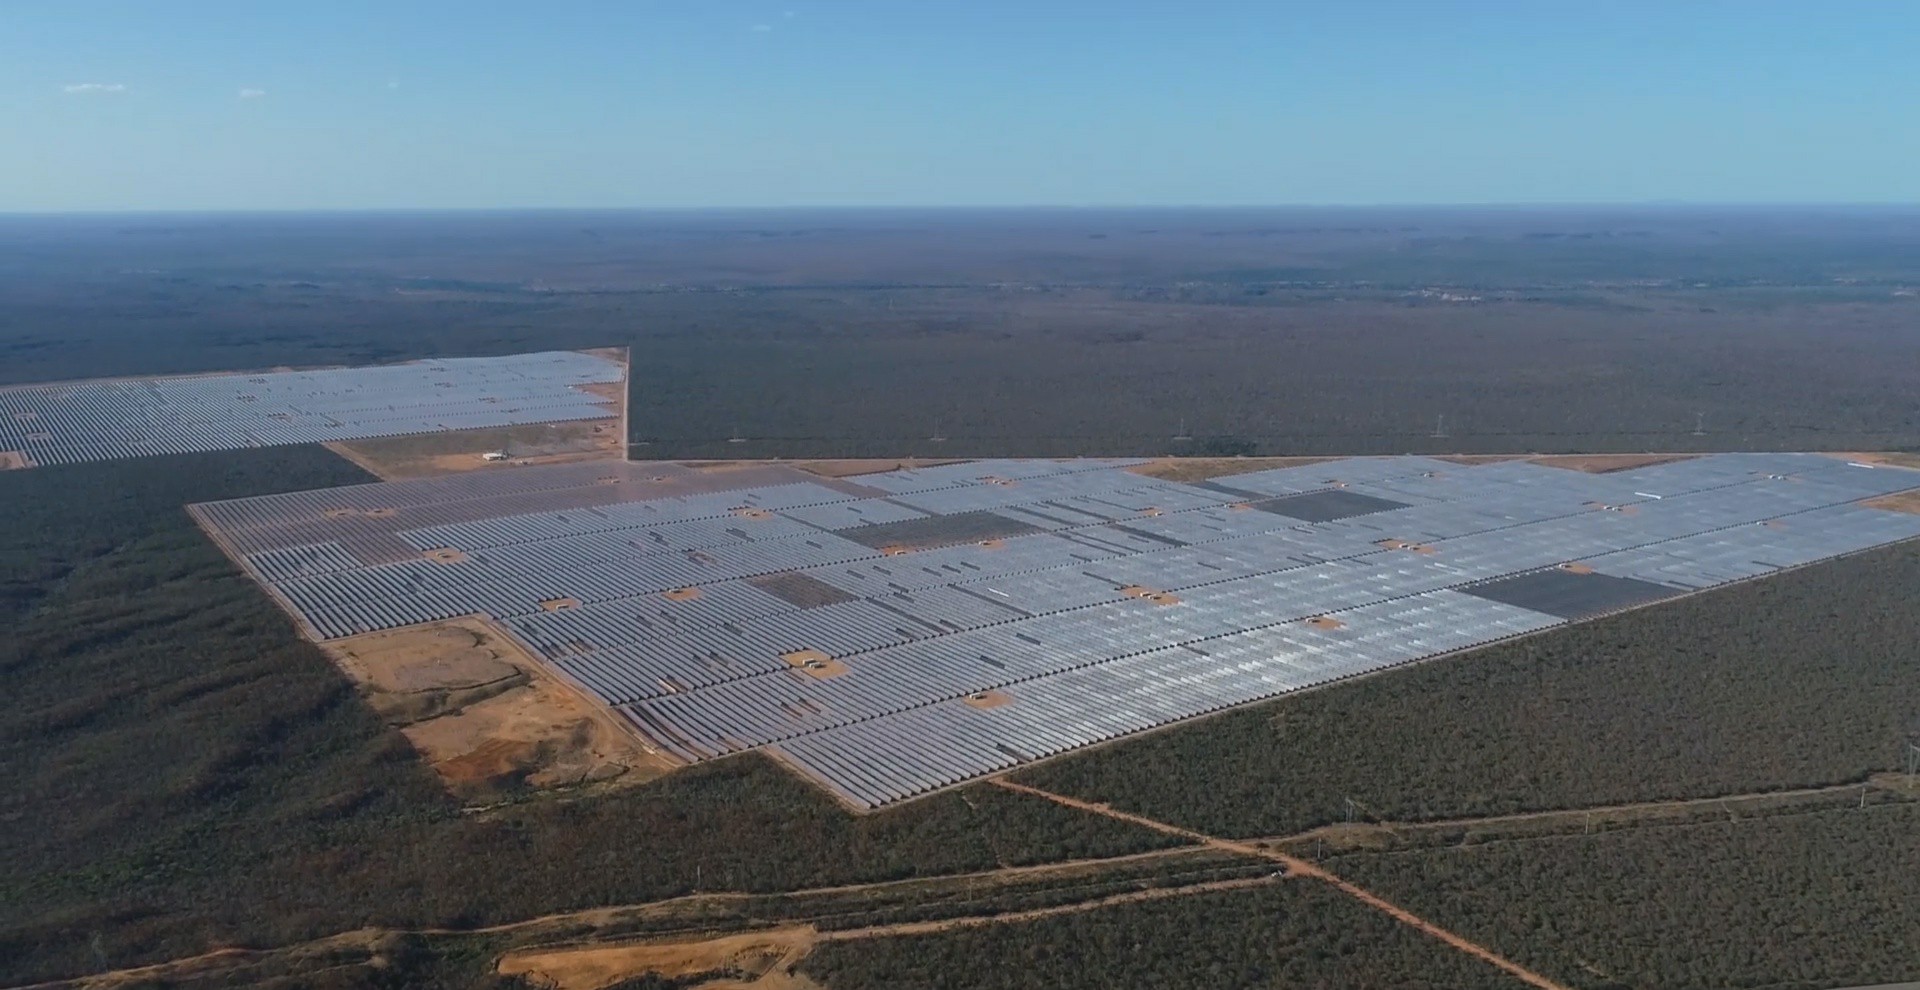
[[1459, 569, 1684, 620], [1255, 489, 1410, 523], [1105, 523, 1188, 547], [837, 510, 1046, 551], [1188, 480, 1268, 500], [747, 571, 861, 608]]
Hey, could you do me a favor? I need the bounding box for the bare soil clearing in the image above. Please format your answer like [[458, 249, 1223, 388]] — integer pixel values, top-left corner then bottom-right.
[[498, 928, 822, 990], [323, 617, 674, 799], [0, 450, 30, 470], [1828, 451, 1920, 470], [1434, 454, 1531, 466], [675, 457, 967, 479], [324, 418, 623, 481], [1129, 456, 1343, 484], [1530, 453, 1701, 473], [1866, 490, 1920, 514]]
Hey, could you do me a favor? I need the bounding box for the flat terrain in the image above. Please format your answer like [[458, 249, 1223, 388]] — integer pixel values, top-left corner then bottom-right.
[[191, 451, 1920, 810], [322, 346, 628, 481], [325, 419, 623, 480], [5, 209, 1920, 458], [5, 209, 1920, 988], [324, 617, 675, 799]]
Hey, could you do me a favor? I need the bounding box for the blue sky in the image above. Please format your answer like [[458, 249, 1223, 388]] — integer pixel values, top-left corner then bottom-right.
[[5, 1, 1918, 210]]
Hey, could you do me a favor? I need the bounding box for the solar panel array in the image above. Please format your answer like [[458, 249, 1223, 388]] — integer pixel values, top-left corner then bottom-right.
[[0, 350, 622, 466], [191, 453, 1920, 810]]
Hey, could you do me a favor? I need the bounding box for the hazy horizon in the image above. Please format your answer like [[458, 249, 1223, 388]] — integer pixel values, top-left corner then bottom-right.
[[8, 1, 1920, 211]]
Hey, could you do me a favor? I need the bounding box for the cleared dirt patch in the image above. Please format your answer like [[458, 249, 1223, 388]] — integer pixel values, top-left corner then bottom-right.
[[1530, 452, 1701, 473], [782, 649, 849, 680], [0, 450, 31, 470], [328, 618, 522, 696], [1129, 456, 1344, 484], [963, 689, 1013, 709], [1120, 585, 1181, 606], [1433, 454, 1530, 466], [323, 617, 674, 799], [498, 928, 821, 990], [325, 418, 623, 481], [784, 457, 969, 478], [1825, 451, 1920, 470], [1866, 490, 1920, 514]]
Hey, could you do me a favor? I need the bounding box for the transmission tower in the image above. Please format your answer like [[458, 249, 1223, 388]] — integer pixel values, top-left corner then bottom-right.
[[1172, 417, 1192, 442]]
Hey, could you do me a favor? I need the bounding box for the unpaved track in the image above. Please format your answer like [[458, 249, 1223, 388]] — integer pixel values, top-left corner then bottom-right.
[[991, 779, 1574, 990], [25, 776, 1893, 990], [819, 873, 1282, 942]]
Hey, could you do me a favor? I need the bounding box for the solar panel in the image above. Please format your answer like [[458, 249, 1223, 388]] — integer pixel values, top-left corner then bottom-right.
[[190, 452, 1920, 808]]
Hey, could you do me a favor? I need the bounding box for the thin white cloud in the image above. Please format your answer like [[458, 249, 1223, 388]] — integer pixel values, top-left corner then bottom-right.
[[386, 79, 401, 90], [63, 82, 127, 94], [238, 87, 267, 99], [750, 22, 773, 32]]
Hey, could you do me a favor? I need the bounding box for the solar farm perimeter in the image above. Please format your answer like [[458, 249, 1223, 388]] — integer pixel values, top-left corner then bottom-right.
[[0, 350, 622, 467], [187, 451, 1920, 810]]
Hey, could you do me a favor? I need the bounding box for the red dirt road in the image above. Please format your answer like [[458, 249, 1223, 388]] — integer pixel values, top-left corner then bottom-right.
[[991, 778, 1573, 990]]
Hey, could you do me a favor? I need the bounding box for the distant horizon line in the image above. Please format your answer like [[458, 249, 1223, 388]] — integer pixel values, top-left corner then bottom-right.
[[3, 201, 1918, 218]]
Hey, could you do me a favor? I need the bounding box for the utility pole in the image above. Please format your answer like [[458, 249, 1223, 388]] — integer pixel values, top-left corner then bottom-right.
[[1693, 412, 1706, 436], [1431, 414, 1448, 439], [1172, 417, 1191, 442]]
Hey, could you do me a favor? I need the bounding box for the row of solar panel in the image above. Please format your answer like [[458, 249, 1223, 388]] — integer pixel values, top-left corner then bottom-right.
[[190, 452, 1920, 809], [0, 351, 622, 466], [767, 591, 1565, 808], [608, 461, 1920, 803]]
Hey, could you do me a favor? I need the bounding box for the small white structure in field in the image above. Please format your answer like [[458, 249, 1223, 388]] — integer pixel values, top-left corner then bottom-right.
[[481, 450, 509, 462]]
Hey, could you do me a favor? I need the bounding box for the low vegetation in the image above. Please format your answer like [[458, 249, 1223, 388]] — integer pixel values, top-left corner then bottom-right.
[[798, 882, 1514, 990], [1337, 802, 1920, 990], [0, 449, 1173, 985]]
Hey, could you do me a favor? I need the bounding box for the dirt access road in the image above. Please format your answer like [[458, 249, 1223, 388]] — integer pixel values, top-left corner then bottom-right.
[[990, 779, 1574, 990]]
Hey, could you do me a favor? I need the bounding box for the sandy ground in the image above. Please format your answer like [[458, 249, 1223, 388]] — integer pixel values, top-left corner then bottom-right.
[[1831, 451, 1920, 470], [498, 929, 822, 990], [1529, 453, 1701, 473], [325, 419, 624, 481], [1433, 454, 1531, 466], [1128, 456, 1343, 484], [1867, 490, 1920, 514], [673, 457, 967, 479], [323, 617, 675, 799], [0, 450, 31, 470]]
